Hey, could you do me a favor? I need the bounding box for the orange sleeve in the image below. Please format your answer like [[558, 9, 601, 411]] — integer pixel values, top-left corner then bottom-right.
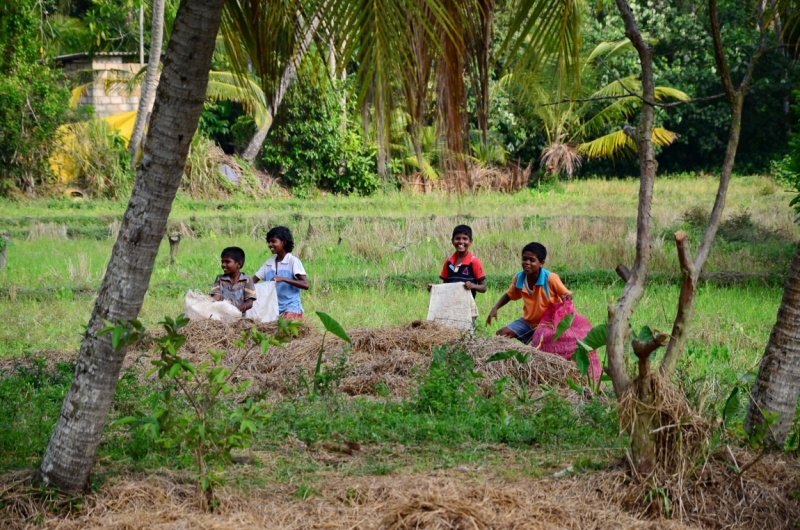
[[549, 273, 571, 298], [506, 276, 522, 301], [472, 257, 486, 281]]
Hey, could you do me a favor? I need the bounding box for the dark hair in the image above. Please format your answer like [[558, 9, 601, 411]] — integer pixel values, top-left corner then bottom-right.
[[522, 242, 547, 262], [452, 224, 473, 240], [266, 226, 294, 252], [221, 246, 246, 266]]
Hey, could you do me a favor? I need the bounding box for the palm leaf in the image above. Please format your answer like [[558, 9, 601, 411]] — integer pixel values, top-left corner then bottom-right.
[[69, 83, 92, 108], [206, 72, 270, 129], [579, 127, 679, 160]]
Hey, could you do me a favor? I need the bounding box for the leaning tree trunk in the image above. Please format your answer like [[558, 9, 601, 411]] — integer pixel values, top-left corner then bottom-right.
[[745, 241, 800, 447], [35, 0, 225, 493], [128, 0, 166, 169], [241, 11, 321, 162], [606, 0, 659, 473]]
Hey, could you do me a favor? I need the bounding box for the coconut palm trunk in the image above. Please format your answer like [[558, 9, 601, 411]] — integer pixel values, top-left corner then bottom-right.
[[241, 11, 321, 162], [745, 241, 800, 447], [128, 0, 166, 168], [35, 0, 225, 493]]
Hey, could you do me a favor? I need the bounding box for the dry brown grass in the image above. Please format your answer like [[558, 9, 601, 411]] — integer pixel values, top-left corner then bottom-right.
[[132, 319, 580, 399], [3, 453, 799, 530]]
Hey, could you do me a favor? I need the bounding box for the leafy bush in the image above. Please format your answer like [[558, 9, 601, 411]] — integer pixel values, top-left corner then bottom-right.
[[0, 67, 70, 197], [261, 79, 378, 196]]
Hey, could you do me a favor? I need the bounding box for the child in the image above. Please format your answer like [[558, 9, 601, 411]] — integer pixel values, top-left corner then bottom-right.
[[428, 225, 487, 297], [253, 226, 309, 320], [486, 242, 571, 344], [210, 246, 257, 315]]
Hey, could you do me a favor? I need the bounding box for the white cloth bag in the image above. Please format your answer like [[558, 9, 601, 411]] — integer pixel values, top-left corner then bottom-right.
[[245, 281, 279, 323], [184, 290, 242, 321], [426, 283, 478, 332]]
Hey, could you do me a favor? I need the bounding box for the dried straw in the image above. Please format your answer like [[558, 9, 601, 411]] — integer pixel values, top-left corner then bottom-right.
[[8, 460, 797, 530]]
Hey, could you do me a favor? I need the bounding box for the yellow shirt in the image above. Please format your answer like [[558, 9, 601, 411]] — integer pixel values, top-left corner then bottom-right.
[[505, 269, 571, 326]]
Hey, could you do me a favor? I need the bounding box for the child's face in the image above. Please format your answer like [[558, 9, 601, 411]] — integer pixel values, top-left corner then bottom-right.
[[521, 251, 544, 276], [452, 233, 472, 254], [221, 256, 242, 275], [267, 236, 285, 255]]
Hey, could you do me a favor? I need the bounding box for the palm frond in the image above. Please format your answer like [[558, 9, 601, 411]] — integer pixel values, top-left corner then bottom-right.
[[654, 86, 690, 101], [206, 73, 270, 129], [499, 0, 583, 95], [69, 84, 92, 108], [540, 139, 581, 177], [579, 127, 679, 160]]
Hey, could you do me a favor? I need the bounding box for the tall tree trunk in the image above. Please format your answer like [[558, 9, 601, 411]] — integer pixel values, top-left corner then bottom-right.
[[241, 11, 321, 162], [128, 0, 166, 169], [745, 241, 800, 447], [35, 0, 224, 493], [607, 0, 658, 472]]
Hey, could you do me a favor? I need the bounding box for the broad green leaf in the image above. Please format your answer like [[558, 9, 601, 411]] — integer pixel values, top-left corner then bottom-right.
[[553, 313, 575, 342], [722, 387, 741, 427], [111, 326, 123, 350], [486, 350, 518, 363], [638, 325, 654, 343], [113, 416, 138, 426], [566, 378, 583, 393], [574, 346, 590, 376], [580, 324, 607, 350], [517, 352, 531, 364], [316, 312, 351, 344]]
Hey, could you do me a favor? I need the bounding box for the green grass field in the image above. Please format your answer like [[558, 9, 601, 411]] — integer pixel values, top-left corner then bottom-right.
[[0, 176, 797, 527]]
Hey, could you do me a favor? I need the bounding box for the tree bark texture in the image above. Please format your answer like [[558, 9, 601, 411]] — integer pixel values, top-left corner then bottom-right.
[[241, 11, 321, 162], [129, 0, 166, 168], [745, 241, 800, 447], [606, 0, 657, 400], [35, 0, 225, 493]]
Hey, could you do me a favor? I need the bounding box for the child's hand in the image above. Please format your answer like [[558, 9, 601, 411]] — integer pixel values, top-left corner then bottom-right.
[[563, 293, 573, 302], [272, 276, 285, 283], [463, 281, 474, 290], [427, 283, 433, 292], [485, 307, 498, 326], [236, 303, 247, 312]]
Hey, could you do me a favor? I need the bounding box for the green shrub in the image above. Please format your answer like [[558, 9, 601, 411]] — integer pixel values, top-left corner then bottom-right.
[[261, 79, 378, 196]]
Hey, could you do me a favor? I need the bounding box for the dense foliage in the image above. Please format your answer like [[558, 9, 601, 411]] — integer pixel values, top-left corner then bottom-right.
[[261, 78, 378, 196], [0, 0, 69, 197]]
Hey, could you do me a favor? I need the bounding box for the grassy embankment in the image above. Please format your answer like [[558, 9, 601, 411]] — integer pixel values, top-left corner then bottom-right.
[[0, 175, 797, 501]]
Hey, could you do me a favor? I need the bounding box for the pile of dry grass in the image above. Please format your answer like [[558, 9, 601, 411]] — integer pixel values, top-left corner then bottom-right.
[[142, 319, 581, 398], [8, 458, 798, 530], [0, 471, 691, 530]]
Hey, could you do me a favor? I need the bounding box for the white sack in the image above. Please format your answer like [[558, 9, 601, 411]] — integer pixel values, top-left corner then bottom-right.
[[245, 281, 279, 323], [184, 290, 242, 321], [426, 283, 478, 332]]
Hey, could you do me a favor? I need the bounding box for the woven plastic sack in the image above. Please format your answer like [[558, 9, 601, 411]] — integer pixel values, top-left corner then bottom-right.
[[532, 300, 602, 383], [245, 282, 279, 323], [427, 283, 478, 332], [184, 290, 242, 321]]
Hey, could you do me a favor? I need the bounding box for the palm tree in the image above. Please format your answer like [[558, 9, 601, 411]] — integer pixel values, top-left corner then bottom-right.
[[128, 0, 165, 168], [35, 0, 227, 492], [745, 242, 800, 448], [35, 0, 584, 493]]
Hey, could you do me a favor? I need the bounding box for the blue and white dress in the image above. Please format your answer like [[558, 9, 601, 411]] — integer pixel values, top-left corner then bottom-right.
[[254, 253, 307, 314]]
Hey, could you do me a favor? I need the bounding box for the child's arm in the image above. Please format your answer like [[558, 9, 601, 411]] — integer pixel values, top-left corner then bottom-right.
[[463, 279, 487, 294], [486, 293, 511, 325], [274, 274, 309, 290], [237, 299, 254, 312], [210, 276, 222, 301]]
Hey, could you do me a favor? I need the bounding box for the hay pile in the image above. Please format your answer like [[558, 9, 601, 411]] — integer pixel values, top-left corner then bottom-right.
[[1, 472, 693, 530], [6, 458, 798, 530], [141, 319, 581, 398]]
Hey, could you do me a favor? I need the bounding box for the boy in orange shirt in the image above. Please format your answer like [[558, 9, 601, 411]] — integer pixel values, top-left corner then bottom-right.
[[486, 242, 571, 344]]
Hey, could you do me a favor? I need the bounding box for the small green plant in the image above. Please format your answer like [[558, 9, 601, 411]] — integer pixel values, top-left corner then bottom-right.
[[104, 315, 300, 508], [298, 312, 352, 397], [567, 323, 609, 394], [413, 346, 483, 414]]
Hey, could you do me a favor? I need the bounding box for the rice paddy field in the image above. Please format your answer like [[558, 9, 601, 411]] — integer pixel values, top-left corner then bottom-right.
[[2, 175, 800, 529]]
